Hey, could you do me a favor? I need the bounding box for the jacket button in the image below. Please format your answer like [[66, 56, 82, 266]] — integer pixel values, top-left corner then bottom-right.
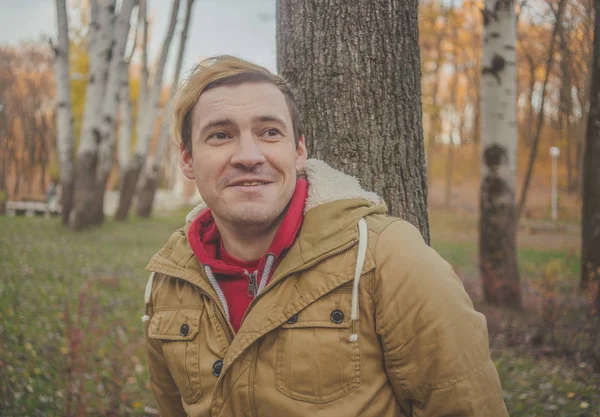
[[330, 309, 344, 324], [180, 324, 189, 336], [286, 314, 298, 324], [212, 359, 224, 377]]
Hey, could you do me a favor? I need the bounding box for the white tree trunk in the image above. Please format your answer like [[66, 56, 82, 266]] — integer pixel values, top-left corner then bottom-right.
[[115, 0, 180, 220], [479, 0, 520, 306], [97, 0, 136, 182], [118, 67, 133, 174], [118, 4, 140, 180], [53, 0, 75, 225], [138, 0, 149, 116], [70, 0, 116, 229], [136, 0, 195, 217], [78, 0, 115, 155]]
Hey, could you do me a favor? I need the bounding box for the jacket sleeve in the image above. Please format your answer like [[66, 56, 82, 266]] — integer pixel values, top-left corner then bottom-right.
[[372, 220, 509, 417], [144, 281, 187, 417]]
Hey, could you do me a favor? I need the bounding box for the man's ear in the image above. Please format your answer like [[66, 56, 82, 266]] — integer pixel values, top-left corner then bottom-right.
[[179, 143, 196, 180], [295, 135, 308, 173]]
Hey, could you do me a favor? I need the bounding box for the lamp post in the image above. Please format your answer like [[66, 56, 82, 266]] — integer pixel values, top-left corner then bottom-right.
[[550, 146, 560, 222]]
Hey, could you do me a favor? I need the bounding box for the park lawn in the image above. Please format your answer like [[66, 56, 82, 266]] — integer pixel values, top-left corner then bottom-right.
[[0, 207, 598, 416]]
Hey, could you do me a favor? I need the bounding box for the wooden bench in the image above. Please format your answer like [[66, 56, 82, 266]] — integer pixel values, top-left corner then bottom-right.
[[6, 201, 61, 217]]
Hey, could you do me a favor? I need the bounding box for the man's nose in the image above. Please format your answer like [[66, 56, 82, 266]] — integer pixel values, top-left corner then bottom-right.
[[230, 133, 266, 169]]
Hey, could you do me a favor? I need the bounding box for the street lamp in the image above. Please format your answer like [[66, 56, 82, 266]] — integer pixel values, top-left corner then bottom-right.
[[549, 146, 560, 222]]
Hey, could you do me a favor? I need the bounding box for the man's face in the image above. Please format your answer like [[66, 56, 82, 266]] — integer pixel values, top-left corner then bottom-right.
[[180, 82, 307, 230]]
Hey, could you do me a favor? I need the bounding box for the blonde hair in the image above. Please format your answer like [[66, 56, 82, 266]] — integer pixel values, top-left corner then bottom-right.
[[171, 55, 302, 153]]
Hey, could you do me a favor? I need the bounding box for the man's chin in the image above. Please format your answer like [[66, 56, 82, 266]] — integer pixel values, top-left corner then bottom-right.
[[223, 204, 281, 227]]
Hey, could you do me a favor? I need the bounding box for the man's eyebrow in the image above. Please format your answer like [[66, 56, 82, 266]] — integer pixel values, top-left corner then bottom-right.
[[199, 118, 234, 135], [255, 115, 287, 126]]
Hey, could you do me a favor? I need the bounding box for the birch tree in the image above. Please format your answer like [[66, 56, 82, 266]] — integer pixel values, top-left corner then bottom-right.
[[115, 0, 180, 221], [277, 0, 430, 240], [70, 0, 115, 229], [581, 0, 600, 311], [91, 0, 137, 224], [53, 0, 75, 225], [136, 0, 194, 217], [117, 18, 139, 182], [479, 0, 520, 307]]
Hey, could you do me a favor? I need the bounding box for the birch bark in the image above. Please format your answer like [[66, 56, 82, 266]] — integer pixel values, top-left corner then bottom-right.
[[70, 0, 116, 229], [90, 0, 136, 224], [53, 0, 75, 225], [117, 20, 138, 181], [479, 0, 520, 306]]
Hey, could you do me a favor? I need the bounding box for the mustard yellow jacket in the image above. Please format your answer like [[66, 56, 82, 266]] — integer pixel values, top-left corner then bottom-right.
[[143, 160, 509, 417]]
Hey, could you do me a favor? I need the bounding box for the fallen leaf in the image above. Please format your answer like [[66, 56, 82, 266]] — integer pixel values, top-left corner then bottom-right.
[[567, 392, 576, 399]]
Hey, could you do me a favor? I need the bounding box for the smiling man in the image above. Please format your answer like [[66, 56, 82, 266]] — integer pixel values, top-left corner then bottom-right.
[[143, 55, 509, 417]]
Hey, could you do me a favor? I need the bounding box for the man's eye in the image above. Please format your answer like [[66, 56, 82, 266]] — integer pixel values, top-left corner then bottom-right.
[[263, 128, 282, 137], [209, 132, 229, 140]]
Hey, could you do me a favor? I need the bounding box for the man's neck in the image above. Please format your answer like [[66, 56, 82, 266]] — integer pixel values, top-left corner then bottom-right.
[[214, 214, 285, 262]]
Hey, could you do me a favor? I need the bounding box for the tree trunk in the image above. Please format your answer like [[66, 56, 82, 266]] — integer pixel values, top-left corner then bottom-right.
[[137, 0, 195, 218], [517, 0, 565, 220], [277, 0, 429, 241], [118, 63, 133, 182], [114, 154, 143, 220], [135, 165, 160, 217], [91, 0, 136, 225], [480, 0, 521, 307], [137, 0, 149, 117], [116, 0, 180, 221], [577, 54, 594, 199], [70, 0, 115, 229], [117, 3, 140, 186], [53, 0, 75, 224], [580, 0, 600, 312], [557, 21, 576, 193]]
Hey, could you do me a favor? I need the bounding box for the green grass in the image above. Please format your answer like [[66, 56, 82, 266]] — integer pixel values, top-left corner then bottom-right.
[[0, 210, 188, 416], [0, 208, 598, 416]]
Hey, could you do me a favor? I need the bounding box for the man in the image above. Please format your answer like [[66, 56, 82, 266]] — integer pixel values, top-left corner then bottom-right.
[[143, 55, 509, 417]]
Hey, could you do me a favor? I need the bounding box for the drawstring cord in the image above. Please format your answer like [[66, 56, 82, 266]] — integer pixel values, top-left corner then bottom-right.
[[204, 265, 230, 320], [257, 254, 275, 296], [349, 218, 368, 343], [141, 271, 156, 322]]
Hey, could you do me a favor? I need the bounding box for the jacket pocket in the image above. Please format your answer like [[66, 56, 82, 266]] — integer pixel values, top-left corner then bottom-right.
[[275, 288, 360, 403], [148, 307, 204, 404]]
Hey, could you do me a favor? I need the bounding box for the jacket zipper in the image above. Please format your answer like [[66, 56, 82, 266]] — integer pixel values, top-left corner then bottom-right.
[[191, 285, 234, 344], [245, 270, 258, 298], [238, 238, 358, 328], [212, 302, 233, 344]]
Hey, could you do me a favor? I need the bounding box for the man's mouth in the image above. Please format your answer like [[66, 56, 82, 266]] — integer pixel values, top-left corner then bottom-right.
[[237, 181, 267, 187], [229, 180, 272, 187]]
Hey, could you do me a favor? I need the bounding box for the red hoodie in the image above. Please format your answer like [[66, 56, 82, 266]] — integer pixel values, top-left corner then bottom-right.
[[187, 179, 308, 332]]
